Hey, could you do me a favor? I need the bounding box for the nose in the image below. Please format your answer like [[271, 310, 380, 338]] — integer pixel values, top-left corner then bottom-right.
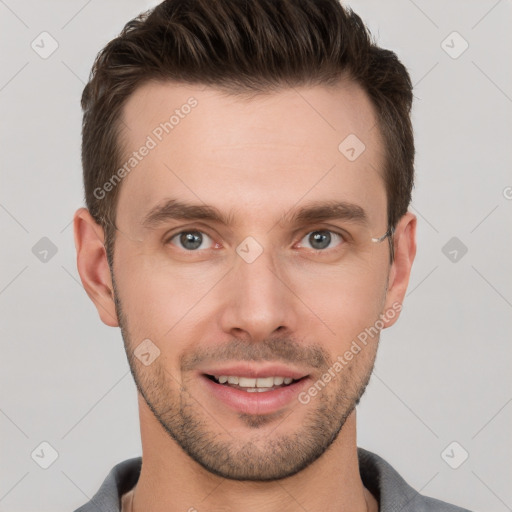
[[218, 240, 300, 342]]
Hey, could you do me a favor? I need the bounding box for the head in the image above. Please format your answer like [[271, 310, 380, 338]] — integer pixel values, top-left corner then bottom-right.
[[74, 0, 416, 481]]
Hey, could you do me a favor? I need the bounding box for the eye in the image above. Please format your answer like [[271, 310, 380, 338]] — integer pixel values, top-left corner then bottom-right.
[[167, 230, 215, 251], [297, 230, 345, 251]]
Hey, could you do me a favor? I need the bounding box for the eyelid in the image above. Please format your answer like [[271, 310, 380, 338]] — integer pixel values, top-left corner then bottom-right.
[[163, 222, 220, 242], [164, 227, 217, 250], [295, 229, 347, 253], [293, 223, 352, 242]]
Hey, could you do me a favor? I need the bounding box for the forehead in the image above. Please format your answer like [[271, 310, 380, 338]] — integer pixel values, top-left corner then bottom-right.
[[115, 80, 386, 232]]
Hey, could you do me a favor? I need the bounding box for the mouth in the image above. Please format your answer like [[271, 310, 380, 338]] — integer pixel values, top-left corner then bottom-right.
[[203, 373, 307, 392], [198, 366, 311, 415]]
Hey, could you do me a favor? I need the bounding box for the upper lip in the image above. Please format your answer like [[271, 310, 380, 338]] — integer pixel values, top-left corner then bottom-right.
[[200, 363, 309, 380]]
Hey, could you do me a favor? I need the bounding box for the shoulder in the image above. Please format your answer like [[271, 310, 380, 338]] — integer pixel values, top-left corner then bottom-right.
[[357, 447, 474, 512], [73, 457, 142, 512]]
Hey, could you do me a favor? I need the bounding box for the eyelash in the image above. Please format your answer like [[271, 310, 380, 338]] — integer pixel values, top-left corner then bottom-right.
[[164, 227, 349, 253]]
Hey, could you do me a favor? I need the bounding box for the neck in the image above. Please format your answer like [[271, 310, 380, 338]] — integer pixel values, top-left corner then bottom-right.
[[129, 395, 377, 512]]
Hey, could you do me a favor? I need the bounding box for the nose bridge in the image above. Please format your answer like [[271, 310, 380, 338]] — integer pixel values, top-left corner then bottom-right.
[[220, 236, 296, 337]]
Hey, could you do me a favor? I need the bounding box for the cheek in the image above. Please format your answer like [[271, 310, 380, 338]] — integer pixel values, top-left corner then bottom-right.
[[292, 260, 388, 346], [113, 250, 216, 349]]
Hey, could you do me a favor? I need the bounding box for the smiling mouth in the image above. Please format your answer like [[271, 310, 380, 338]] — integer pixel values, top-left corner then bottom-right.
[[204, 374, 307, 392]]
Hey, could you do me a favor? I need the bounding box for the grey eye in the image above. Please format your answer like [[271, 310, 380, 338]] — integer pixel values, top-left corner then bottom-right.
[[169, 230, 214, 251], [299, 230, 343, 251]]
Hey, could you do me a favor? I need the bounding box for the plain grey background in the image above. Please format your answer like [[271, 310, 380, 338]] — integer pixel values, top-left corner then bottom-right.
[[1, 1, 511, 511]]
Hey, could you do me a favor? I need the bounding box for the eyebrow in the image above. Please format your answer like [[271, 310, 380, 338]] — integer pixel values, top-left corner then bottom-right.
[[141, 198, 369, 230]]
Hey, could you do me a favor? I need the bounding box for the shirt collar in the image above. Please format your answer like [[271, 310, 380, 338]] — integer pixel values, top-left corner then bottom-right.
[[74, 447, 467, 512]]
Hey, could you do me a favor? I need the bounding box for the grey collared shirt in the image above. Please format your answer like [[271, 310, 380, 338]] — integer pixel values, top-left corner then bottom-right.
[[73, 447, 473, 511]]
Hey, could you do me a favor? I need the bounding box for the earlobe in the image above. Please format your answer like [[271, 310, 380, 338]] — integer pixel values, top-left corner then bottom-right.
[[382, 211, 417, 328], [73, 207, 119, 327]]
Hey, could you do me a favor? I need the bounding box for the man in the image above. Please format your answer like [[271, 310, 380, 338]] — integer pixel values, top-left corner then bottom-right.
[[72, 0, 472, 511]]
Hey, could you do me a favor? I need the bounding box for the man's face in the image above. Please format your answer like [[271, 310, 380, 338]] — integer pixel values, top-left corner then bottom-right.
[[107, 80, 400, 480]]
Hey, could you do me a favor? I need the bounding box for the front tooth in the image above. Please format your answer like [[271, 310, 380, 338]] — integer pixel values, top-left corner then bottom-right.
[[218, 375, 295, 387], [238, 377, 256, 387], [256, 377, 274, 388]]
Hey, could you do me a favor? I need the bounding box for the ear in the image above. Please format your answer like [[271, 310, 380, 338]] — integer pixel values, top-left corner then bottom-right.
[[382, 211, 417, 328], [73, 207, 119, 327]]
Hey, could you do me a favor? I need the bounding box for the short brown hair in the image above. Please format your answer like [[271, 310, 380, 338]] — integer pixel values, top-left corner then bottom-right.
[[81, 0, 414, 267]]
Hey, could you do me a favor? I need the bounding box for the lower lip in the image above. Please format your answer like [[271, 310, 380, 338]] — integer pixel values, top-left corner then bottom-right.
[[200, 374, 310, 415]]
